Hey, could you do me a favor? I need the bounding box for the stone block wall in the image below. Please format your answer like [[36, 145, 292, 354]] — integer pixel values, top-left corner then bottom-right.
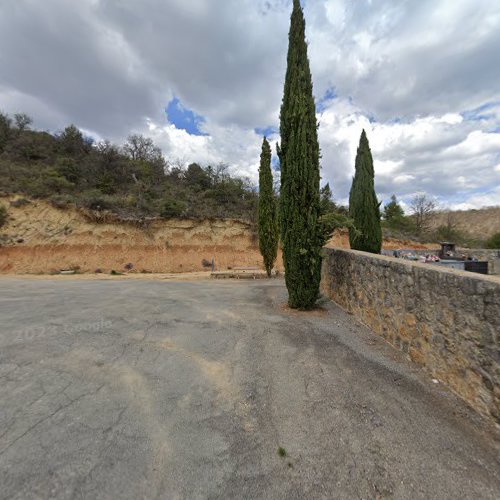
[[321, 248, 500, 424]]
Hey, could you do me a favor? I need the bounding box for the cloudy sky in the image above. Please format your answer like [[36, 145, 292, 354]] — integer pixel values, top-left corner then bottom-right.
[[1, 0, 499, 209]]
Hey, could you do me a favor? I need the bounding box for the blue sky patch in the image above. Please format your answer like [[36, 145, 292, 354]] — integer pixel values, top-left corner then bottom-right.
[[255, 126, 278, 137], [271, 155, 280, 172], [317, 87, 337, 113], [461, 101, 499, 122], [166, 97, 207, 136]]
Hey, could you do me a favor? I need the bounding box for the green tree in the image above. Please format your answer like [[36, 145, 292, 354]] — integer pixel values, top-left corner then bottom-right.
[[349, 130, 382, 254], [258, 137, 279, 277], [160, 196, 186, 218], [55, 158, 81, 184], [383, 195, 404, 222], [278, 0, 322, 309], [0, 111, 12, 152], [320, 183, 337, 214], [59, 125, 87, 157], [184, 163, 211, 191]]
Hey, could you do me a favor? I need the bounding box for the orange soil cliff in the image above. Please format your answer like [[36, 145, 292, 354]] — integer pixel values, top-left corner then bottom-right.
[[0, 196, 433, 275]]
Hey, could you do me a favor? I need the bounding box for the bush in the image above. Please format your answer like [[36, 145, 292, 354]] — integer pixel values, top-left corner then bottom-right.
[[42, 168, 75, 193], [49, 194, 75, 209], [486, 232, 500, 249], [10, 197, 31, 208], [0, 204, 7, 228], [78, 190, 118, 211], [160, 197, 186, 218], [433, 225, 466, 244]]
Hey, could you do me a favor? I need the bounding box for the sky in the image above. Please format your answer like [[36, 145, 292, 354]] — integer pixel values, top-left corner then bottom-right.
[[0, 0, 499, 210]]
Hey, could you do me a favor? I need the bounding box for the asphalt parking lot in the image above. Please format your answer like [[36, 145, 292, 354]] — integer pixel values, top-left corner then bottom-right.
[[1, 278, 499, 499]]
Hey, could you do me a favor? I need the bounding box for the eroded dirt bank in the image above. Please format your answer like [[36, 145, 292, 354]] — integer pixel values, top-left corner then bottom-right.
[[0, 196, 432, 274]]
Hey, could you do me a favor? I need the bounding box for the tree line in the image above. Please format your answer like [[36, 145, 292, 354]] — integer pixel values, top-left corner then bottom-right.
[[0, 112, 258, 220]]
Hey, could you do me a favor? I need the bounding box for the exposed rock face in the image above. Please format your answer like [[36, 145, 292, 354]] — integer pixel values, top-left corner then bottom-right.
[[0, 196, 432, 275], [321, 248, 500, 425], [0, 196, 268, 274]]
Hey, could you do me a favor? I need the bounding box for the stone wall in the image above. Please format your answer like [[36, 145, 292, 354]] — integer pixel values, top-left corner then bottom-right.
[[321, 248, 500, 424]]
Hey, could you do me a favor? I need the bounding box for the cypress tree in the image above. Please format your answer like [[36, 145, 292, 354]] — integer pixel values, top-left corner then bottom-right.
[[258, 137, 279, 277], [278, 0, 322, 309], [348, 130, 382, 254]]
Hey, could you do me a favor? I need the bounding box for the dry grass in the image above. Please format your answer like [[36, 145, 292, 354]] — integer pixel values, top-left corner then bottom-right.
[[430, 207, 500, 239]]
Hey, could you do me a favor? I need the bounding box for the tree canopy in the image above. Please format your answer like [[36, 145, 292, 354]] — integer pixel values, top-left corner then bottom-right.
[[278, 0, 322, 309], [349, 130, 382, 254], [258, 137, 279, 276]]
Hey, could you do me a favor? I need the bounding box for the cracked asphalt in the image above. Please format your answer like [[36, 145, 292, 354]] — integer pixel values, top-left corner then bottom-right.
[[0, 278, 499, 499]]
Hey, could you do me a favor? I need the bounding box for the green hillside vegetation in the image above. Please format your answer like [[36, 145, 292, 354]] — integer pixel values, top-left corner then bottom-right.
[[0, 111, 257, 221]]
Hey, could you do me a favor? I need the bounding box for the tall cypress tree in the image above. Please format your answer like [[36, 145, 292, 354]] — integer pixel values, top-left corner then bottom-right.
[[348, 130, 382, 254], [258, 137, 279, 277], [278, 0, 322, 309]]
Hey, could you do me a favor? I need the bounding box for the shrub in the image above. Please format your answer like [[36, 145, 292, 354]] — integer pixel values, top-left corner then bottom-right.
[[486, 232, 500, 249], [0, 204, 7, 228], [49, 194, 75, 209], [78, 190, 114, 211], [0, 115, 260, 221], [10, 198, 31, 208], [433, 225, 465, 243], [160, 197, 186, 218]]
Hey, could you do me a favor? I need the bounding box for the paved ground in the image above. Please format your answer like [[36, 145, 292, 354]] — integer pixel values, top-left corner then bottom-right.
[[0, 278, 499, 499]]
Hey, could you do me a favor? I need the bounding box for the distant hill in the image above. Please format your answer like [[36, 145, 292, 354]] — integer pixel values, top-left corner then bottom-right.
[[429, 207, 500, 240]]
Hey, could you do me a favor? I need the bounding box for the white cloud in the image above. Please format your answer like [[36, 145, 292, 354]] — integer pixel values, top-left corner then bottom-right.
[[449, 186, 500, 210], [144, 119, 268, 181], [316, 96, 500, 206], [0, 0, 498, 208]]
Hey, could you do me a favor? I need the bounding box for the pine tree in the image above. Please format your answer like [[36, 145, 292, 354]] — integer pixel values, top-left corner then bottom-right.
[[278, 0, 322, 309], [383, 195, 404, 222], [349, 130, 382, 254], [258, 137, 279, 277], [320, 183, 336, 215]]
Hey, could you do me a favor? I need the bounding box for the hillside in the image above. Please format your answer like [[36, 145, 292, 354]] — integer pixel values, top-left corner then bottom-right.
[[429, 207, 500, 240], [0, 195, 435, 274], [0, 120, 258, 221]]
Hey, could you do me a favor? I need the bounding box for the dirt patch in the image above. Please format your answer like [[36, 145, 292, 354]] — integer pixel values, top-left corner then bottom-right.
[[0, 244, 273, 274], [278, 302, 330, 317]]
